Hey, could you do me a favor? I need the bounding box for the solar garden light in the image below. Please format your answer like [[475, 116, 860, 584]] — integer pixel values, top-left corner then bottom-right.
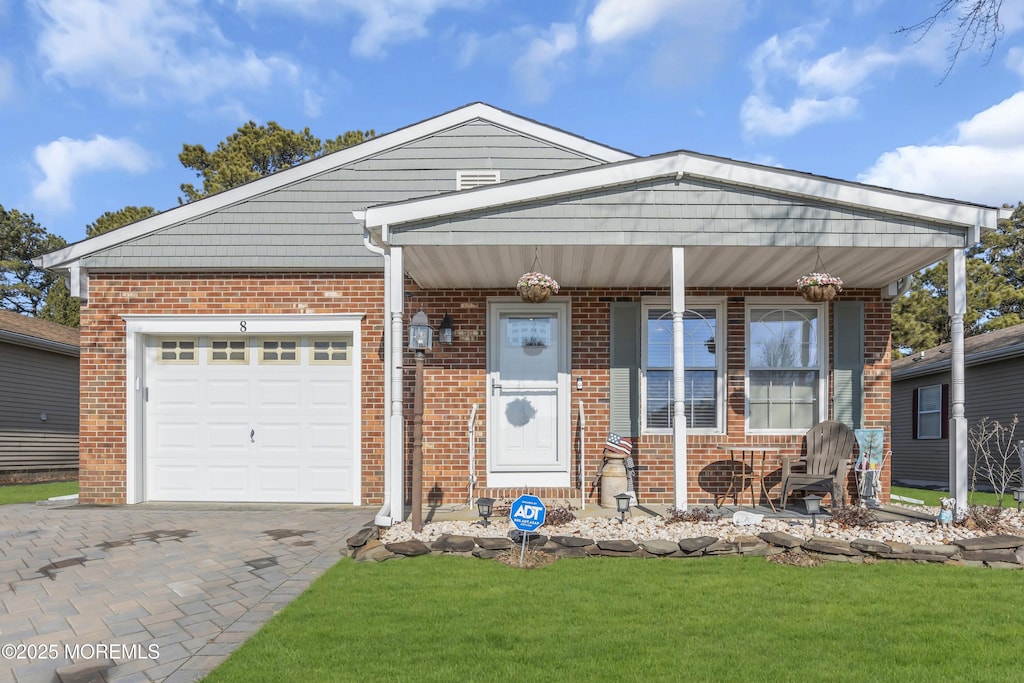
[[615, 492, 632, 523], [804, 494, 823, 530], [1013, 488, 1024, 512], [476, 497, 496, 526]]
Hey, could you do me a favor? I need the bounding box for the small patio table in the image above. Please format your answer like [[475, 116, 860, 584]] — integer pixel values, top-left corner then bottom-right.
[[717, 445, 781, 513]]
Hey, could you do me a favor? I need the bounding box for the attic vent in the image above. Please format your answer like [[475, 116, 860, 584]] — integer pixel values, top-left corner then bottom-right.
[[456, 170, 500, 190]]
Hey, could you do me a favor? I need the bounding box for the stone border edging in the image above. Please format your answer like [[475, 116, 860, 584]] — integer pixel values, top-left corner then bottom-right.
[[344, 527, 1024, 568]]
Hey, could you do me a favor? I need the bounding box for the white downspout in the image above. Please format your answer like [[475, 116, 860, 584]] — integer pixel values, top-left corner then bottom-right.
[[389, 245, 405, 522], [467, 404, 479, 506], [362, 227, 393, 527]]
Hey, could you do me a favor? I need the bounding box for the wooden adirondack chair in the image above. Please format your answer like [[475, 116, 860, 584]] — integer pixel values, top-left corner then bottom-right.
[[779, 420, 855, 510]]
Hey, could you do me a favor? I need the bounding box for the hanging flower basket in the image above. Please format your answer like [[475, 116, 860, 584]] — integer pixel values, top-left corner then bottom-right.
[[517, 272, 560, 303], [796, 272, 843, 302]]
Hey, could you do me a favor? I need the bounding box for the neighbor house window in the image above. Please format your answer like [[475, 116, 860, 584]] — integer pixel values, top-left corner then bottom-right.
[[642, 303, 722, 433], [914, 384, 947, 440], [747, 304, 824, 432]]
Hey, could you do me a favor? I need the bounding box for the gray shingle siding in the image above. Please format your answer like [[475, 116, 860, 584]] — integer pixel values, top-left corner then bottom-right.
[[391, 177, 967, 248], [80, 120, 607, 270], [891, 357, 1024, 488], [0, 342, 78, 471]]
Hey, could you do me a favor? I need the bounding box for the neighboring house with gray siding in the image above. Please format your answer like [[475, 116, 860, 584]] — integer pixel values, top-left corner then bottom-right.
[[892, 324, 1024, 488], [0, 310, 79, 472]]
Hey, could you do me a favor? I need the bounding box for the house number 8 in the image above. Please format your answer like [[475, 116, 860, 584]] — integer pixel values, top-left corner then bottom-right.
[[239, 321, 247, 332]]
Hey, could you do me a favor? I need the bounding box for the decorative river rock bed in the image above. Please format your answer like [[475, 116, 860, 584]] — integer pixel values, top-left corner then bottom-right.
[[345, 507, 1024, 568]]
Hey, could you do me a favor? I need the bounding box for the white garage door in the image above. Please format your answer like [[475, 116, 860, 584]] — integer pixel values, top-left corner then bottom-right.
[[144, 335, 357, 503]]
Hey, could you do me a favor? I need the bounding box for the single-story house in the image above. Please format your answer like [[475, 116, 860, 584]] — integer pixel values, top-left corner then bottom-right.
[[0, 310, 80, 473], [892, 323, 1024, 488], [36, 102, 1008, 520]]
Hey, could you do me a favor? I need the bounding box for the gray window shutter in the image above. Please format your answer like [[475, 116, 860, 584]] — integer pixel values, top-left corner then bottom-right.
[[609, 302, 640, 436], [832, 301, 864, 429]]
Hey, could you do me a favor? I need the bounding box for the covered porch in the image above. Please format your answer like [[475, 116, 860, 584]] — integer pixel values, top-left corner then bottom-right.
[[357, 151, 1004, 524]]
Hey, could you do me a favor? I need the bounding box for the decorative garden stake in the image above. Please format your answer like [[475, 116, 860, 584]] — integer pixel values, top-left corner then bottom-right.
[[796, 272, 843, 302], [517, 272, 560, 303]]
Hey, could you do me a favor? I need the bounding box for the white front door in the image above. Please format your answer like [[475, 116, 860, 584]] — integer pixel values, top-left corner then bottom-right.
[[487, 301, 570, 488]]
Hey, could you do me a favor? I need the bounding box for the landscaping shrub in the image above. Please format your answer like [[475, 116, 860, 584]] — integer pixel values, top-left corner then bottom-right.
[[665, 506, 718, 524], [829, 505, 878, 529]]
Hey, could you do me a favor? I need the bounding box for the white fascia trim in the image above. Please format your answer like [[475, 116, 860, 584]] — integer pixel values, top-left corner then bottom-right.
[[363, 152, 1001, 231], [122, 314, 364, 335], [39, 104, 631, 270]]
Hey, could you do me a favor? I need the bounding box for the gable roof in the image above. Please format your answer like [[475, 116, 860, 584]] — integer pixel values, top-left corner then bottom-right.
[[0, 310, 79, 355], [892, 323, 1024, 380], [358, 148, 1006, 290], [363, 148, 1002, 236], [37, 102, 633, 272]]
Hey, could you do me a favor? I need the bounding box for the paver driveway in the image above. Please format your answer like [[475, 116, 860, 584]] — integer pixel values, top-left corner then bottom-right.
[[0, 502, 373, 683]]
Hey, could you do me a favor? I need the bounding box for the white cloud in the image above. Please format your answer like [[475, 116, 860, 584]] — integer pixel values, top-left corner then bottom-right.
[[303, 89, 324, 118], [238, 0, 485, 58], [30, 0, 298, 103], [512, 23, 578, 104], [859, 92, 1024, 206], [742, 23, 944, 137], [587, 0, 690, 44], [1007, 47, 1024, 77], [740, 93, 857, 137], [32, 135, 150, 210]]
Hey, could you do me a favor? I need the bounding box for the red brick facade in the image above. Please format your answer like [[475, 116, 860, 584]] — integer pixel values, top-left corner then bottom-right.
[[405, 286, 891, 509], [78, 273, 385, 504], [80, 274, 889, 509]]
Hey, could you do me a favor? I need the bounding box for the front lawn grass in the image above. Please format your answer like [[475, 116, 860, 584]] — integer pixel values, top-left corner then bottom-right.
[[891, 485, 1010, 508], [0, 480, 77, 505], [204, 556, 1021, 682]]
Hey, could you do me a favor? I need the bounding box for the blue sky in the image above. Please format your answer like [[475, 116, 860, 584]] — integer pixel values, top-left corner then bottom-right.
[[3, 0, 1024, 245]]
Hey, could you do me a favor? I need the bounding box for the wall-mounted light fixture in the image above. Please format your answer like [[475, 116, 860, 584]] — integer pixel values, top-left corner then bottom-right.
[[439, 313, 454, 345]]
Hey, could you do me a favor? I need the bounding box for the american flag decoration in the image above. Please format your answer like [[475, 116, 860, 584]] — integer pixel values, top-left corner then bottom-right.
[[605, 432, 633, 455]]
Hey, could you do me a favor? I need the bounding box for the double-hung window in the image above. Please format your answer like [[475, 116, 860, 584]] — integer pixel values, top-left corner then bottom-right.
[[915, 384, 945, 439], [747, 303, 825, 432], [642, 302, 722, 433]]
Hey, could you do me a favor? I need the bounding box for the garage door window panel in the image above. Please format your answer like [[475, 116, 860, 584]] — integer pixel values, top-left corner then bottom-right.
[[210, 339, 248, 364], [311, 338, 351, 365], [158, 339, 198, 363], [261, 339, 299, 364]]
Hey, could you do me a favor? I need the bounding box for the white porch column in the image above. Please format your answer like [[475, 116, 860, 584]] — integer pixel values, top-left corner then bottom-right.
[[389, 246, 406, 521], [948, 248, 968, 516], [671, 247, 688, 510]]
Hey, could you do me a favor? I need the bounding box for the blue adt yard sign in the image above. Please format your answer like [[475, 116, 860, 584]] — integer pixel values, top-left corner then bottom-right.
[[510, 495, 546, 532]]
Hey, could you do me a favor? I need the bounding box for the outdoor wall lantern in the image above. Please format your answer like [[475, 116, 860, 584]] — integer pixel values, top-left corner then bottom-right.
[[615, 492, 632, 523], [804, 494, 823, 530], [408, 310, 433, 351], [476, 497, 496, 526], [439, 313, 454, 345]]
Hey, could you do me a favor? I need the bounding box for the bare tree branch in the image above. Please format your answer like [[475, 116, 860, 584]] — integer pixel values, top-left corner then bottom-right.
[[897, 0, 1005, 81]]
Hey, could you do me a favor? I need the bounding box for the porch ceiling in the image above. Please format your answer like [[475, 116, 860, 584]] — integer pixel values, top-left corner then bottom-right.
[[402, 244, 950, 290]]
